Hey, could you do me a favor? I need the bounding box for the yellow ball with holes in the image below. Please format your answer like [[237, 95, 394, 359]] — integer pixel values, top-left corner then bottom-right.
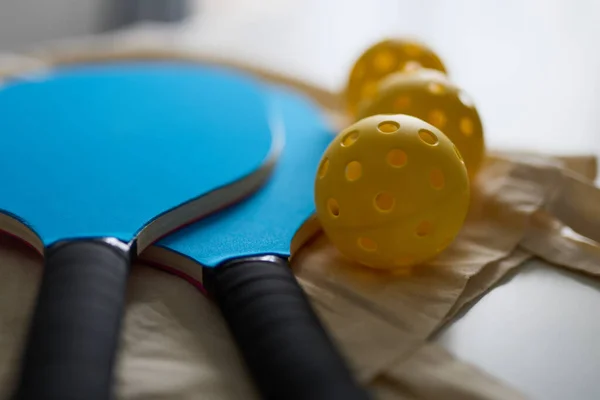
[[346, 38, 446, 118], [314, 114, 469, 270], [358, 69, 485, 178]]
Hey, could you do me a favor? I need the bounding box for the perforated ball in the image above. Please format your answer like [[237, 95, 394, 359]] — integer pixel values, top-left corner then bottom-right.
[[346, 38, 446, 118], [314, 114, 469, 270], [357, 69, 485, 178]]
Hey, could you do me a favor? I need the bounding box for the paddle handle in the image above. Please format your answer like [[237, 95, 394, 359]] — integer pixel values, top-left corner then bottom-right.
[[204, 256, 371, 400], [15, 240, 129, 400]]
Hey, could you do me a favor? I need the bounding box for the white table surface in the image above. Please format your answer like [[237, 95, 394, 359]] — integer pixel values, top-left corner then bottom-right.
[[182, 1, 600, 398]]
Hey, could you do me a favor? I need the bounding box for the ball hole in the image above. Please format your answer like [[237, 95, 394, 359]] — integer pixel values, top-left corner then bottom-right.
[[345, 161, 362, 181], [373, 50, 396, 72], [318, 158, 329, 179], [361, 81, 378, 99], [377, 120, 400, 134], [427, 109, 447, 129], [358, 237, 377, 252], [460, 117, 474, 136], [415, 221, 434, 237], [427, 82, 445, 95], [418, 129, 439, 146], [374, 192, 395, 212], [341, 130, 359, 147], [327, 198, 340, 217], [386, 149, 407, 168], [394, 96, 411, 111], [430, 168, 445, 190]]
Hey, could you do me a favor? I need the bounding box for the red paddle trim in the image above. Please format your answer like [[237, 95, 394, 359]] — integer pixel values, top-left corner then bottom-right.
[[0, 224, 208, 294], [0, 229, 43, 256], [143, 259, 207, 296], [136, 185, 265, 294]]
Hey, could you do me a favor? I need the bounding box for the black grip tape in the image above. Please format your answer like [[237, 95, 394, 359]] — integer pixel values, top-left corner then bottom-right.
[[204, 257, 370, 400], [15, 240, 130, 400]]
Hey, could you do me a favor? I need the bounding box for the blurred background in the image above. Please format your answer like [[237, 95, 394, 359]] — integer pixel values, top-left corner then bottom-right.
[[3, 1, 600, 399], [3, 0, 600, 160]]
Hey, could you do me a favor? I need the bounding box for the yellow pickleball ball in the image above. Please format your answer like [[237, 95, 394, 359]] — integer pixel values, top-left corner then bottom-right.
[[346, 38, 446, 118], [358, 69, 485, 178], [314, 114, 469, 270]]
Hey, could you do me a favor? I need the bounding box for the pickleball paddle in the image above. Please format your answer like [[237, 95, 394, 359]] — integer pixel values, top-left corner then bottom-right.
[[0, 62, 281, 400], [141, 86, 370, 400]]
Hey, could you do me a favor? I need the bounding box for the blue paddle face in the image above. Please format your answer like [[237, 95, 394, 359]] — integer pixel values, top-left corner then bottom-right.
[[0, 62, 276, 248], [156, 86, 332, 267]]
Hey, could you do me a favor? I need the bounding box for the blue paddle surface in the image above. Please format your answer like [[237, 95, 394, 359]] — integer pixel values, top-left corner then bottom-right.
[[0, 62, 274, 246], [158, 86, 332, 266]]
